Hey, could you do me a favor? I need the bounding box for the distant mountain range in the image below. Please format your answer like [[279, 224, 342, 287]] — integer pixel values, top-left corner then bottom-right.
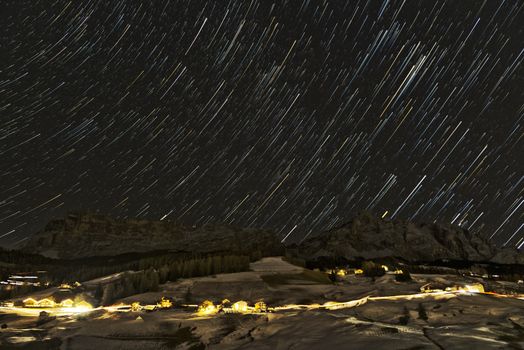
[[293, 212, 524, 265], [21, 212, 282, 259], [21, 212, 523, 264]]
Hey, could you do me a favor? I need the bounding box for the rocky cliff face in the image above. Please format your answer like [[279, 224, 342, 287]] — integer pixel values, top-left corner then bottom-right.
[[22, 213, 282, 259], [22, 212, 522, 264], [295, 213, 523, 264]]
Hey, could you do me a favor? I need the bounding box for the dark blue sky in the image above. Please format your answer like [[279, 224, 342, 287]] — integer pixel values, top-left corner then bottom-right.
[[1, 0, 523, 248]]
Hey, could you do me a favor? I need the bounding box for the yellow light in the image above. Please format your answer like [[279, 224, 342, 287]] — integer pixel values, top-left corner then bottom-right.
[[354, 269, 363, 275], [381, 211, 388, 218], [254, 301, 267, 312], [72, 305, 93, 313], [462, 284, 484, 293], [36, 298, 55, 308], [131, 302, 141, 312], [381, 265, 389, 272], [231, 301, 248, 313], [197, 300, 217, 316], [22, 298, 38, 307], [75, 301, 93, 310], [159, 297, 173, 309], [60, 299, 74, 308]]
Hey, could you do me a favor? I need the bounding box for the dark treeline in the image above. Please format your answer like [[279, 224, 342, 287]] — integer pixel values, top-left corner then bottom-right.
[[0, 285, 49, 301], [55, 251, 256, 283], [287, 248, 524, 283], [0, 248, 53, 266], [98, 254, 250, 305], [0, 247, 258, 300]]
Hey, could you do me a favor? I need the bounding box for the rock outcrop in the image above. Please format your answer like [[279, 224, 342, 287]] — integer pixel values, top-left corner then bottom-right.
[[22, 212, 522, 264], [295, 212, 523, 264], [22, 212, 282, 259]]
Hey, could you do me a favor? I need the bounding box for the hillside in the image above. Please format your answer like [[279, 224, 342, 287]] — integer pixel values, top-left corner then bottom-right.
[[22, 212, 282, 259], [294, 212, 523, 265], [2, 257, 524, 349], [19, 212, 523, 265]]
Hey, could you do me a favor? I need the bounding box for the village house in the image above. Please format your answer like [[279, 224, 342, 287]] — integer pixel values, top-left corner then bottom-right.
[[59, 283, 73, 292], [254, 301, 267, 312], [75, 300, 93, 309], [60, 299, 74, 308], [22, 298, 38, 308], [158, 297, 173, 309], [36, 298, 55, 308], [231, 301, 248, 313]]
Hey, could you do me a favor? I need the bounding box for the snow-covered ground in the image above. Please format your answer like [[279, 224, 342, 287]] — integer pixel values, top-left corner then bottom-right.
[[1, 257, 523, 349]]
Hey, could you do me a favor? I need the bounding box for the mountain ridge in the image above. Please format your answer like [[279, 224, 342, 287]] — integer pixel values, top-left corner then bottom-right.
[[22, 212, 282, 259], [20, 211, 523, 264], [293, 212, 523, 264]]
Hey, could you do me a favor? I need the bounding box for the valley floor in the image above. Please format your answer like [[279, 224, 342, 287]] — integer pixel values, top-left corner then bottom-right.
[[1, 257, 524, 349]]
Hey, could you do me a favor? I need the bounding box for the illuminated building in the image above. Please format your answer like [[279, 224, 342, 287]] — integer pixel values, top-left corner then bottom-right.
[[75, 300, 93, 310], [254, 301, 267, 312], [197, 300, 217, 316], [231, 301, 248, 313], [23, 298, 38, 307], [158, 297, 173, 309], [36, 298, 55, 308], [60, 299, 74, 308]]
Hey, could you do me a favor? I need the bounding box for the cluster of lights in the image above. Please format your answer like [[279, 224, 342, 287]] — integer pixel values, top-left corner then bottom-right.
[[21, 297, 93, 311], [333, 265, 394, 277], [196, 299, 268, 316], [420, 283, 485, 294]]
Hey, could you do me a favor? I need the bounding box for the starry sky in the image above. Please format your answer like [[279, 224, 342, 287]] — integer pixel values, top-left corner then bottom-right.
[[1, 0, 523, 248]]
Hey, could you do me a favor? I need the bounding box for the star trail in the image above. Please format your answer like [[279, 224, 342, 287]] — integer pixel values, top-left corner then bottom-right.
[[1, 0, 523, 247]]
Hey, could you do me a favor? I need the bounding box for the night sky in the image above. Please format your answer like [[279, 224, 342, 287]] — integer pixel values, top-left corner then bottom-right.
[[1, 0, 523, 248]]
